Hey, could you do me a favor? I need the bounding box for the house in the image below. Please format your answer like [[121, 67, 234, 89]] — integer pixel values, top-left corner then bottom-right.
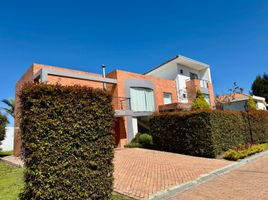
[[217, 93, 268, 111], [14, 55, 215, 156], [145, 55, 215, 111]]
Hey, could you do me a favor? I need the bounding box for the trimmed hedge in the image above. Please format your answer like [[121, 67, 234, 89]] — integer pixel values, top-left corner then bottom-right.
[[19, 83, 115, 200], [0, 113, 8, 150], [242, 111, 268, 144], [150, 110, 268, 158]]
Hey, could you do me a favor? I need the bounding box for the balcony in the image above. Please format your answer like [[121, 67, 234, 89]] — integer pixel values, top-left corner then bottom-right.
[[159, 102, 192, 112], [113, 97, 133, 117], [186, 79, 210, 103]]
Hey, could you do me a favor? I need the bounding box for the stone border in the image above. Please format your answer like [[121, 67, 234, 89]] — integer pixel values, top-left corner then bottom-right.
[[149, 150, 268, 200]]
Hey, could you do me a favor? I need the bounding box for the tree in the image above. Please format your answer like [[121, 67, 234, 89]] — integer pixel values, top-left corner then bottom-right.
[[251, 73, 268, 104], [192, 90, 210, 110], [0, 112, 8, 150], [1, 98, 15, 118], [247, 96, 257, 110]]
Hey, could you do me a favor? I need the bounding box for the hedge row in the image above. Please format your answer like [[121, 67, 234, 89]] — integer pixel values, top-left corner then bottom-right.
[[150, 110, 268, 158], [0, 113, 8, 150], [20, 83, 115, 200]]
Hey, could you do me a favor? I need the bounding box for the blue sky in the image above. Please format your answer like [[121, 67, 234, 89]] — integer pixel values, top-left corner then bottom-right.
[[1, 0, 268, 124]]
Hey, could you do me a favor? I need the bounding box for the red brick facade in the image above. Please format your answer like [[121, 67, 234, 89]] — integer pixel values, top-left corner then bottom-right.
[[14, 63, 214, 156]]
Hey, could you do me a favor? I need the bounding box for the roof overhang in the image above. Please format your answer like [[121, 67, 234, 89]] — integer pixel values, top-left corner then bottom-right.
[[145, 55, 209, 75], [33, 68, 117, 84]]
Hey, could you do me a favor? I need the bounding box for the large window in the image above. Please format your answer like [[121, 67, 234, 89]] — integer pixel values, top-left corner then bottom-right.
[[130, 87, 155, 112], [163, 93, 172, 105]]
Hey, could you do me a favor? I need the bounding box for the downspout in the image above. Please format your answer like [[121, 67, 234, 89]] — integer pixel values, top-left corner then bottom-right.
[[102, 65, 107, 90]]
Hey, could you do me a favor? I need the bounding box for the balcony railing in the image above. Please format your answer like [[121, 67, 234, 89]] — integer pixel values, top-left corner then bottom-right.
[[113, 96, 131, 111]]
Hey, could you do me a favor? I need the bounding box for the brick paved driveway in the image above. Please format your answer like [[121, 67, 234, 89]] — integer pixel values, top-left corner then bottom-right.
[[113, 148, 231, 199], [172, 155, 268, 200]]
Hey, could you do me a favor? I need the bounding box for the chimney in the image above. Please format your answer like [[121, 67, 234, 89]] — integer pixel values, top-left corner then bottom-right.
[[102, 65, 107, 90]]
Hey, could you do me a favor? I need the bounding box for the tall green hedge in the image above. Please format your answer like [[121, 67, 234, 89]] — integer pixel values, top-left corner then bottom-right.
[[19, 83, 115, 200], [0, 113, 8, 150], [150, 110, 268, 158], [242, 111, 268, 144]]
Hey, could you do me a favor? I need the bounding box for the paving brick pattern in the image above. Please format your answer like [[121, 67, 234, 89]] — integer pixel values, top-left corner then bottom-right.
[[113, 148, 231, 199], [172, 155, 268, 200]]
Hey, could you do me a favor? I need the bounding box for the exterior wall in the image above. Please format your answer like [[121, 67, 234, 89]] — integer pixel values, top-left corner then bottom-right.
[[108, 70, 177, 141], [186, 79, 215, 108], [15, 64, 178, 155], [110, 70, 178, 110], [256, 102, 267, 110], [0, 127, 14, 151], [14, 64, 110, 156], [223, 101, 247, 112]]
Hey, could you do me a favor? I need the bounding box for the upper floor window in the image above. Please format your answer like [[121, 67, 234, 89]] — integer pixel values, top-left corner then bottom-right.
[[163, 93, 172, 105], [180, 69, 183, 74], [130, 87, 155, 112], [190, 72, 198, 80]]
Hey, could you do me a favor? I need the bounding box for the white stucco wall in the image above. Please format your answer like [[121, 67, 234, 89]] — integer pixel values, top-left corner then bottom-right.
[[0, 127, 14, 151]]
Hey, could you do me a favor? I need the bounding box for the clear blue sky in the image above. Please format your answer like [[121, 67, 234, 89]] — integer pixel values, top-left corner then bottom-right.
[[1, 0, 268, 124]]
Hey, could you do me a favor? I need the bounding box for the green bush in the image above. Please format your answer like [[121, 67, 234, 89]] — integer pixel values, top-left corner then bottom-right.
[[19, 83, 115, 200], [150, 110, 246, 158], [0, 113, 8, 150], [224, 144, 268, 161], [247, 96, 257, 110], [150, 110, 268, 158], [241, 111, 268, 144], [125, 133, 153, 148], [192, 90, 210, 110], [139, 134, 153, 148]]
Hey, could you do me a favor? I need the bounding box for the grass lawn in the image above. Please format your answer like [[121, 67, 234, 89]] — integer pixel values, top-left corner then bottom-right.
[[0, 161, 24, 200], [0, 151, 13, 158], [0, 161, 127, 200]]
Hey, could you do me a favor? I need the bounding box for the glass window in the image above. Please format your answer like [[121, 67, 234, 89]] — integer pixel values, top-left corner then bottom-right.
[[164, 93, 172, 105], [190, 72, 198, 80], [130, 88, 155, 112]]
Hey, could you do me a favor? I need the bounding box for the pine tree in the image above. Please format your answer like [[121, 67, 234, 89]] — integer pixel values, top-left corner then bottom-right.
[[251, 73, 268, 104]]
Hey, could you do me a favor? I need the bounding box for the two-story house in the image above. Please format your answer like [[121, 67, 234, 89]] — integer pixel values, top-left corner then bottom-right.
[[14, 55, 215, 156]]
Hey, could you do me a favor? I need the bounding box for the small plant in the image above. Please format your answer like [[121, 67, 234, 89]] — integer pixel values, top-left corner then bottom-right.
[[224, 143, 268, 161], [192, 90, 210, 110], [125, 133, 153, 148], [139, 134, 153, 148]]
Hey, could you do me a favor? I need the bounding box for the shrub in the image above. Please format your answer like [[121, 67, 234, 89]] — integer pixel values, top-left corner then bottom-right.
[[139, 134, 153, 148], [192, 90, 210, 110], [224, 144, 268, 161], [150, 110, 268, 158], [150, 110, 245, 158], [125, 133, 153, 148], [247, 96, 257, 110], [241, 110, 268, 144], [19, 83, 114, 200], [0, 113, 8, 150]]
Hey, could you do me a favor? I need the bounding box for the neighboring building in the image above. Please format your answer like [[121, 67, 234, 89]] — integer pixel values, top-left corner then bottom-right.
[[0, 127, 14, 151], [14, 55, 215, 156], [217, 93, 268, 111]]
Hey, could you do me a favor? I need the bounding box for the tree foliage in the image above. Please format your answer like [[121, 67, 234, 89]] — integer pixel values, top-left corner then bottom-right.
[[192, 90, 210, 110], [0, 112, 8, 150], [251, 73, 268, 104], [1, 98, 15, 118]]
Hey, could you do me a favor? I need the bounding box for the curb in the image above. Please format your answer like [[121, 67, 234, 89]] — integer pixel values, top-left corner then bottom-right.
[[149, 150, 268, 200]]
